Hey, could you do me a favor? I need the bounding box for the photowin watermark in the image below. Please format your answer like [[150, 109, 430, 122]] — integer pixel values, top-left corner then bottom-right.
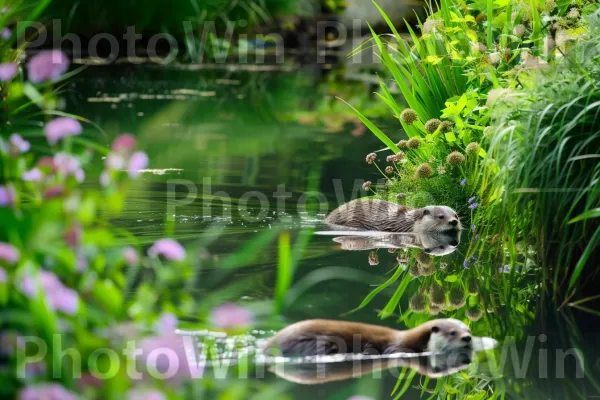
[[11, 333, 586, 382]]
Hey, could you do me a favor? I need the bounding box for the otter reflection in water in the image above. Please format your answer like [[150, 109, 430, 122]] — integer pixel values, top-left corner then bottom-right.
[[261, 319, 497, 384], [330, 229, 461, 256]]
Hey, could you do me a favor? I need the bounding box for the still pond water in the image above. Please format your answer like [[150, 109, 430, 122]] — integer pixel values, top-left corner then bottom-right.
[[65, 65, 598, 399]]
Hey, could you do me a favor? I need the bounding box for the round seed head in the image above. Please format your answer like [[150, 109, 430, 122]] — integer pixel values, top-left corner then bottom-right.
[[449, 287, 467, 307], [466, 306, 483, 321], [424, 119, 442, 134], [409, 294, 428, 312], [407, 137, 421, 149], [365, 152, 377, 164], [415, 163, 434, 178], [466, 142, 480, 155], [400, 109, 418, 125], [397, 140, 409, 149], [446, 151, 465, 165]]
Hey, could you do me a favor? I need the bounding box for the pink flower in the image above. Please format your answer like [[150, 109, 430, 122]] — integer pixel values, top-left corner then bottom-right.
[[210, 303, 254, 328], [127, 389, 166, 400], [122, 247, 139, 265], [64, 224, 82, 247], [128, 151, 149, 178], [0, 267, 7, 283], [22, 168, 43, 182], [0, 63, 17, 82], [0, 242, 19, 264], [27, 50, 70, 83], [148, 239, 186, 261], [54, 153, 85, 182], [19, 383, 78, 400], [155, 312, 178, 335], [112, 133, 136, 153], [51, 286, 79, 315], [135, 334, 204, 381], [44, 117, 82, 145], [0, 184, 16, 207], [100, 171, 111, 187], [9, 134, 30, 154]]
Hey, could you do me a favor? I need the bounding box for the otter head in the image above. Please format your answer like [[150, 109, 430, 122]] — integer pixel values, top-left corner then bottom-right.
[[414, 206, 462, 232], [426, 318, 472, 353], [419, 230, 461, 256]]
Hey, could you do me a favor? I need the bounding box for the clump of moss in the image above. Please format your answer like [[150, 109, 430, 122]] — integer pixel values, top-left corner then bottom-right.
[[466, 306, 483, 321], [446, 151, 465, 165], [400, 109, 418, 125], [415, 163, 433, 178], [424, 119, 442, 134], [449, 287, 466, 308], [466, 142, 480, 155], [409, 294, 428, 312], [407, 137, 421, 149]]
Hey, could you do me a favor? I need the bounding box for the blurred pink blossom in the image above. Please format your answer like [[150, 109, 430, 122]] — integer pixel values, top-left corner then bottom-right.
[[100, 171, 111, 187], [105, 153, 126, 170], [27, 50, 70, 83], [44, 117, 82, 145], [0, 267, 7, 282], [155, 312, 178, 335], [0, 63, 17, 82], [1, 28, 10, 39], [112, 133, 136, 153], [54, 153, 85, 182], [128, 151, 149, 177], [0, 242, 19, 264], [0, 184, 16, 207], [19, 383, 78, 400], [9, 134, 30, 154], [22, 168, 43, 182], [127, 389, 166, 400], [122, 246, 139, 265], [44, 184, 65, 199], [64, 224, 82, 247], [136, 334, 204, 381], [20, 270, 79, 315], [148, 239, 186, 261], [210, 303, 254, 329]]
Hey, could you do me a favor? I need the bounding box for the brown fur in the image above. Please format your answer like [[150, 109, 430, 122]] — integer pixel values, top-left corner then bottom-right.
[[262, 319, 471, 357], [325, 199, 419, 232]]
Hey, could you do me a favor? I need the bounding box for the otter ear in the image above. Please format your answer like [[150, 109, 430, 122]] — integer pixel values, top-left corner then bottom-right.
[[423, 209, 431, 216], [431, 326, 440, 333]]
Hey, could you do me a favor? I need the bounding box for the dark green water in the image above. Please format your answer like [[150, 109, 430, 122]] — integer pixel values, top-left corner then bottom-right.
[[64, 65, 599, 399]]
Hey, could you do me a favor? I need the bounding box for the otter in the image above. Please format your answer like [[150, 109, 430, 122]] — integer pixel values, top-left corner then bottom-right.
[[325, 199, 462, 233], [261, 318, 488, 384], [262, 318, 472, 358], [331, 229, 461, 256]]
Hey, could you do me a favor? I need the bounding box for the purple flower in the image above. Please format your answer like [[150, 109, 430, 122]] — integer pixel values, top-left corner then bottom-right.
[[50, 286, 79, 315], [100, 171, 111, 187], [105, 153, 126, 170], [54, 153, 85, 182], [468, 196, 477, 204], [0, 242, 20, 264], [155, 312, 178, 335], [210, 303, 254, 328], [112, 133, 136, 153], [9, 134, 30, 154], [0, 63, 17, 82], [19, 271, 79, 315], [463, 261, 470, 269], [128, 151, 149, 178], [148, 239, 186, 261], [22, 168, 43, 182], [0, 267, 7, 283], [122, 246, 139, 265], [19, 383, 78, 400], [0, 185, 16, 207], [499, 265, 510, 273], [1, 28, 10, 39], [27, 50, 70, 83], [468, 202, 479, 210], [470, 224, 476, 232], [44, 117, 82, 145], [128, 389, 166, 400], [473, 234, 480, 241], [460, 178, 467, 186]]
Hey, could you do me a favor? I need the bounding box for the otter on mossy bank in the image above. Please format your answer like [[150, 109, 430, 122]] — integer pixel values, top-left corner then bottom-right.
[[325, 199, 462, 232], [262, 318, 472, 357]]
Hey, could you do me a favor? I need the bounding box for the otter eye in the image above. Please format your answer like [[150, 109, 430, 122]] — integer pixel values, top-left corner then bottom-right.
[[431, 326, 440, 333], [438, 215, 444, 220], [423, 209, 430, 216], [439, 246, 445, 250]]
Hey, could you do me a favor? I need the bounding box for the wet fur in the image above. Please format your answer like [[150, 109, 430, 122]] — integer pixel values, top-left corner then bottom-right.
[[262, 319, 471, 358], [325, 199, 461, 233], [333, 230, 460, 256]]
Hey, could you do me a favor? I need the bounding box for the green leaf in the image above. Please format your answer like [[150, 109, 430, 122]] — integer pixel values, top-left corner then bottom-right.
[[568, 208, 600, 224], [445, 275, 459, 283], [445, 131, 457, 142]]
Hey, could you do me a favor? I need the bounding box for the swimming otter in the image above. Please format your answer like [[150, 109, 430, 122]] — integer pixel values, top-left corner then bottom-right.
[[332, 229, 461, 256], [325, 199, 462, 232], [262, 318, 472, 357]]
